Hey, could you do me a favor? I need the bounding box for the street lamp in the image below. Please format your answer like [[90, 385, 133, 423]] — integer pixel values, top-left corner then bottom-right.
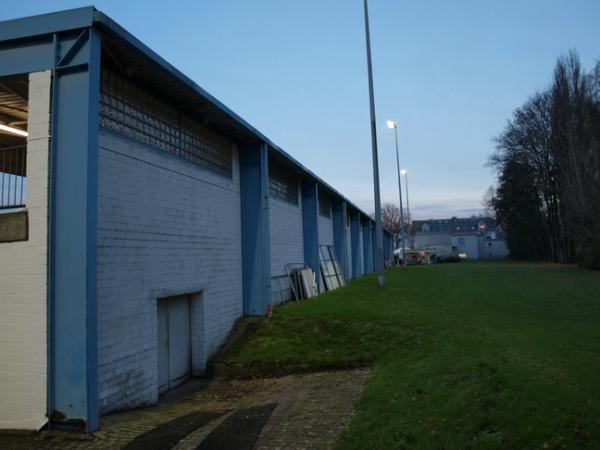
[[401, 169, 410, 247], [363, 0, 385, 288], [387, 120, 406, 265]]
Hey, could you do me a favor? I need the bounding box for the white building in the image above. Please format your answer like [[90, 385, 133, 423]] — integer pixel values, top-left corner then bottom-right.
[[0, 8, 394, 431]]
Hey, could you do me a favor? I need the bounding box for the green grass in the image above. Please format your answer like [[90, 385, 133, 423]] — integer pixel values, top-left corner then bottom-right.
[[222, 262, 600, 449]]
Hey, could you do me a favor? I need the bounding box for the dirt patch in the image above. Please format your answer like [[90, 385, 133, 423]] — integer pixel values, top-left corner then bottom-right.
[[0, 368, 371, 450]]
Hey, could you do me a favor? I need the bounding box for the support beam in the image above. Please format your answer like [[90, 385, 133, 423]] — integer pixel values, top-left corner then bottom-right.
[[240, 142, 271, 316], [0, 7, 94, 43], [0, 31, 83, 78], [332, 199, 348, 280], [48, 28, 101, 431], [372, 223, 377, 268], [302, 181, 320, 284], [350, 210, 362, 278], [383, 231, 390, 261], [362, 217, 373, 273]]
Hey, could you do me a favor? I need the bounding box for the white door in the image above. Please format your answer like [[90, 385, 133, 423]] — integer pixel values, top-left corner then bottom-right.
[[157, 295, 191, 393]]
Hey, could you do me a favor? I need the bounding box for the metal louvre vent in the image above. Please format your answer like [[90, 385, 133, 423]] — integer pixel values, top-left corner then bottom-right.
[[100, 70, 232, 178], [318, 190, 331, 218], [269, 159, 298, 204]]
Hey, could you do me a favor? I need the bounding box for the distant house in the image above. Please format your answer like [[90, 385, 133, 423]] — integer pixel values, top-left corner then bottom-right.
[[412, 217, 508, 260]]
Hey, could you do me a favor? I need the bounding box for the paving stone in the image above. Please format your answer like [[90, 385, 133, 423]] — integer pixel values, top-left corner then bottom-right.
[[197, 403, 276, 450], [123, 410, 226, 450], [0, 368, 371, 450]]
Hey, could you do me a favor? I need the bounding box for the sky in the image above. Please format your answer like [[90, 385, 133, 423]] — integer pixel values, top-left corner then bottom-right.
[[2, 1, 599, 219]]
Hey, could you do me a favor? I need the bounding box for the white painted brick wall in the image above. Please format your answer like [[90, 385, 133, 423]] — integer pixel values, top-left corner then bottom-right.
[[0, 71, 51, 430], [318, 214, 333, 246], [96, 130, 243, 414], [269, 182, 303, 304]]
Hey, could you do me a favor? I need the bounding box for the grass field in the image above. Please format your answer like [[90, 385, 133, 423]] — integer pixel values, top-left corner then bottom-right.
[[222, 262, 600, 449]]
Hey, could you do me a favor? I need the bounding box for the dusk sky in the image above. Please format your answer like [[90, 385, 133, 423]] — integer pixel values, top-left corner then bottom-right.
[[3, 1, 599, 219]]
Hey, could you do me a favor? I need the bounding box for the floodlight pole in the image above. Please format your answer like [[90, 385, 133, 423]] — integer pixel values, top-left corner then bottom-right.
[[392, 126, 406, 265], [363, 0, 385, 288], [404, 170, 410, 226]]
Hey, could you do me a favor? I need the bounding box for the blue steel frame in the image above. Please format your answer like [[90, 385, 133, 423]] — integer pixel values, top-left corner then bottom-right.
[[371, 223, 377, 269], [332, 199, 348, 280], [384, 231, 392, 260], [302, 181, 320, 283], [1, 8, 101, 431], [50, 28, 101, 431], [362, 216, 373, 273], [350, 210, 362, 278], [240, 142, 272, 315]]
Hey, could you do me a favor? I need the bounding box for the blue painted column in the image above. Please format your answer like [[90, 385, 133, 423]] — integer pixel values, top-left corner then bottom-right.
[[372, 223, 377, 268], [332, 198, 348, 280], [383, 231, 391, 261], [302, 180, 320, 284], [49, 28, 101, 431], [240, 142, 272, 315], [350, 210, 361, 278], [362, 217, 373, 273]]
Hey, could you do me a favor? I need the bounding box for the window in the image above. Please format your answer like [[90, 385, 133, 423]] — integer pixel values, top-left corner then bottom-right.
[[457, 237, 466, 245], [268, 159, 298, 204], [1, 74, 29, 243], [318, 190, 331, 218], [100, 70, 232, 177], [0, 145, 26, 209], [421, 223, 430, 232], [0, 74, 28, 212]]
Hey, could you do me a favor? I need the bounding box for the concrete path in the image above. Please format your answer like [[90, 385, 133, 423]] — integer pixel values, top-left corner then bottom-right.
[[0, 368, 370, 450]]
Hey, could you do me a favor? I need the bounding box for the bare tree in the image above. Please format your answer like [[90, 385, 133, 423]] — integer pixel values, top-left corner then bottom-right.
[[488, 51, 600, 268], [482, 186, 496, 218], [550, 52, 600, 267], [381, 203, 401, 243]]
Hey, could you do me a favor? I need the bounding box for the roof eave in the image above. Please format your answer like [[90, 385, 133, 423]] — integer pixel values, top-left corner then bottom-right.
[[92, 11, 374, 218], [0, 7, 386, 228], [0, 6, 95, 42]]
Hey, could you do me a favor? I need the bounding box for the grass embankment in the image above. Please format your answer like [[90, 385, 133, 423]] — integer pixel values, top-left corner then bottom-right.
[[221, 262, 600, 449]]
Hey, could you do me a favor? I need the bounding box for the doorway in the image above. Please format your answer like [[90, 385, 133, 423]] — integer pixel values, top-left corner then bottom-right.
[[157, 295, 191, 394]]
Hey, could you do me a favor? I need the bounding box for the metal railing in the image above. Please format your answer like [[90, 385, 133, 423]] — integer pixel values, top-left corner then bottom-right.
[[0, 145, 26, 210]]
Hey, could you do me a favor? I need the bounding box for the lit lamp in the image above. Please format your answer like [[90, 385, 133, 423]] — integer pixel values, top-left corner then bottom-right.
[[0, 123, 28, 137]]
